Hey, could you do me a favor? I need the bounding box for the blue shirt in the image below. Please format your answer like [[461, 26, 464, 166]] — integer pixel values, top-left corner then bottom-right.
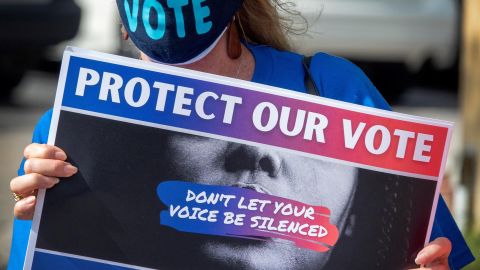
[[8, 44, 475, 269]]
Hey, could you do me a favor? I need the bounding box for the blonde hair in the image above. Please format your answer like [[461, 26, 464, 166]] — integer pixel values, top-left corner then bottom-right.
[[237, 0, 305, 52]]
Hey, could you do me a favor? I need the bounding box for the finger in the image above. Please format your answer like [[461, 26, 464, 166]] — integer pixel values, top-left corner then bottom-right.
[[409, 265, 450, 270], [415, 237, 452, 266], [10, 173, 60, 196], [14, 196, 37, 220], [24, 144, 67, 160], [24, 158, 78, 177]]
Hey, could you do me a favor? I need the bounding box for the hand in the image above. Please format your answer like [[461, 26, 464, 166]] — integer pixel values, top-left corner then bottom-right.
[[9, 143, 78, 220], [410, 237, 452, 270]]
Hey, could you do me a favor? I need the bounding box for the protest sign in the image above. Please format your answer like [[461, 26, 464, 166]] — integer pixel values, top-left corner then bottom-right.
[[24, 47, 452, 270]]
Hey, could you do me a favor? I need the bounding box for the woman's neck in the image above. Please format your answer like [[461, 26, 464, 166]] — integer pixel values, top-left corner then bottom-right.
[[141, 33, 255, 81]]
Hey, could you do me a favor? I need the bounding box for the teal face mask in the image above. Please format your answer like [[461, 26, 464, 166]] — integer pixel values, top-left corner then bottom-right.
[[117, 0, 244, 64]]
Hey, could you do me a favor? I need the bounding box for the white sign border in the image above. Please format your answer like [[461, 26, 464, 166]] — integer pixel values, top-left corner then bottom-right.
[[23, 47, 453, 269]]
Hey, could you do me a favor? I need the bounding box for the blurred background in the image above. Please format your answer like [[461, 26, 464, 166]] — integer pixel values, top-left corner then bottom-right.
[[0, 0, 478, 268]]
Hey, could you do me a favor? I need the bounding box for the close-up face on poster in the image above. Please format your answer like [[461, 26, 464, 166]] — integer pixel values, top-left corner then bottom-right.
[[23, 48, 452, 270]]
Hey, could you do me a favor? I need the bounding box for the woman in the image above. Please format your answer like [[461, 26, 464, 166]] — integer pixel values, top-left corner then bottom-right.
[[8, 0, 473, 269]]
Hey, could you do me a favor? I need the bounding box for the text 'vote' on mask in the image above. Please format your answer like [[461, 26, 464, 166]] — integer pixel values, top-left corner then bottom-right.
[[124, 0, 212, 40], [117, 0, 244, 63]]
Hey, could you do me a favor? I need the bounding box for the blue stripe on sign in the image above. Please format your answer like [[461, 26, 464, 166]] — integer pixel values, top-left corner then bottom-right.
[[32, 251, 138, 270]]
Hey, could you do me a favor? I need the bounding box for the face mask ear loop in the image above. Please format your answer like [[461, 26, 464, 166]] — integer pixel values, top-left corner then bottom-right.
[[235, 12, 250, 44]]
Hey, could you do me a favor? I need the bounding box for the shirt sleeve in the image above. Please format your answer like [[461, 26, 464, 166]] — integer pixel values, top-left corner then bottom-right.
[[309, 52, 391, 110], [431, 197, 475, 269], [311, 53, 475, 269], [8, 109, 53, 270]]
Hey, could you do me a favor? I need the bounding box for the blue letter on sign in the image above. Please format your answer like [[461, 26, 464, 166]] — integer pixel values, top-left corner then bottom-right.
[[143, 0, 166, 40]]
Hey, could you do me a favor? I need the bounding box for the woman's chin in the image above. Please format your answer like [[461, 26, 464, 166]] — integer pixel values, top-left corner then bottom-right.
[[200, 238, 329, 270]]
